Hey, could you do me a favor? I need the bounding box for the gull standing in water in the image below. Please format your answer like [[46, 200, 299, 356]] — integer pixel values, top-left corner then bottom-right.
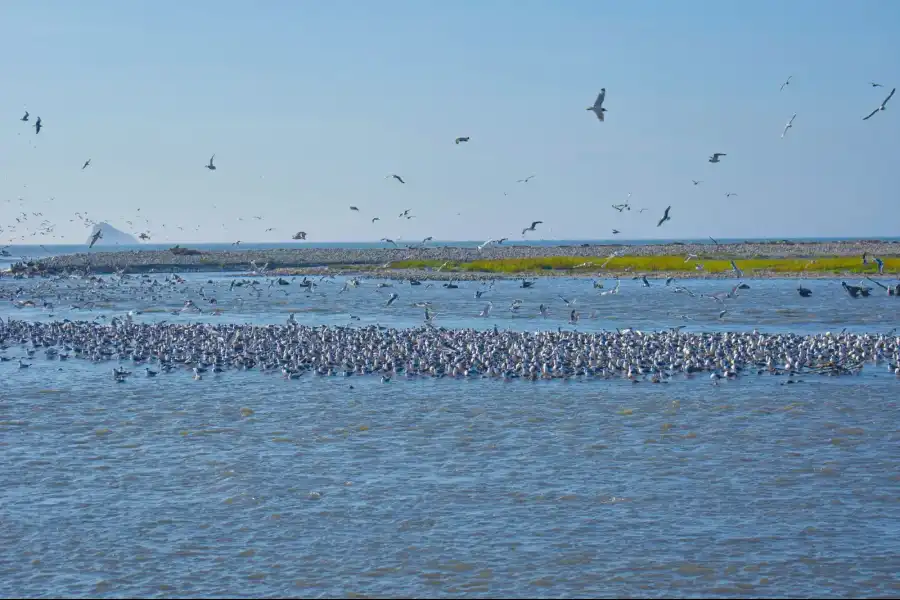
[[587, 88, 607, 122], [522, 220, 543, 236], [657, 206, 671, 227], [205, 154, 216, 170], [863, 88, 895, 120], [781, 113, 797, 138], [708, 153, 726, 163]]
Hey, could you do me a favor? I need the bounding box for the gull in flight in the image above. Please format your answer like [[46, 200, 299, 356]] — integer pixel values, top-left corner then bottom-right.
[[587, 88, 607, 122], [612, 229, 620, 235], [612, 204, 627, 212], [708, 153, 726, 163], [657, 206, 671, 227], [692, 180, 702, 186], [34, 117, 42, 134], [730, 260, 743, 278], [781, 113, 797, 138], [399, 209, 411, 218], [350, 206, 360, 212], [205, 154, 216, 170], [725, 192, 738, 198], [88, 229, 103, 248], [870, 82, 884, 88], [863, 87, 895, 120], [516, 175, 535, 183], [292, 231, 307, 240], [780, 75, 792, 91], [522, 220, 543, 236], [455, 137, 470, 144], [386, 174, 406, 184], [82, 159, 92, 170], [385, 292, 399, 307], [20, 111, 29, 122], [381, 238, 397, 246], [371, 217, 380, 223]]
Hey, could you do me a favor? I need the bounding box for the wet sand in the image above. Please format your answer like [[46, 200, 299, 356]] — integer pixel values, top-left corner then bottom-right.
[[19, 240, 900, 277]]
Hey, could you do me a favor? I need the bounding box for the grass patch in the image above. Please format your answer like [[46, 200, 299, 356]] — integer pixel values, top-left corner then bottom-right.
[[389, 256, 900, 275]]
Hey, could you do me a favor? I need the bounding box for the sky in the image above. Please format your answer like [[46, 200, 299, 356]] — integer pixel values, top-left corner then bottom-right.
[[1, 0, 899, 244]]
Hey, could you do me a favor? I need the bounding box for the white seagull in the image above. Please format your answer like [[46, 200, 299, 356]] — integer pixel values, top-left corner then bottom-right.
[[522, 220, 543, 236], [863, 87, 896, 121], [781, 113, 797, 138], [708, 153, 726, 163], [587, 88, 607, 122]]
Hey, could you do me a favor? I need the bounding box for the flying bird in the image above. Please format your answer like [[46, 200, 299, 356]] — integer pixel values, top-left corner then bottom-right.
[[657, 206, 671, 227], [587, 88, 607, 122], [20, 111, 29, 122], [34, 117, 42, 134], [82, 159, 91, 170], [863, 88, 895, 120], [371, 217, 380, 223], [88, 229, 102, 248], [292, 231, 307, 240], [725, 192, 738, 198], [708, 153, 726, 163], [206, 154, 216, 170], [516, 175, 535, 183], [692, 180, 702, 186], [455, 137, 469, 144], [398, 209, 411, 218], [522, 220, 543, 236], [612, 229, 620, 235], [870, 82, 884, 88], [386, 292, 399, 307], [387, 174, 405, 184], [781, 113, 797, 138], [350, 206, 359, 212], [780, 75, 792, 91]]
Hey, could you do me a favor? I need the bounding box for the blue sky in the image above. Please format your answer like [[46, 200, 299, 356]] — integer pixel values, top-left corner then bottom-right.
[[1, 0, 898, 244]]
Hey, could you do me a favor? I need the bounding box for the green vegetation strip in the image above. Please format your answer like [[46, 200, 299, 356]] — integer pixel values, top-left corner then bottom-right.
[[390, 256, 900, 275]]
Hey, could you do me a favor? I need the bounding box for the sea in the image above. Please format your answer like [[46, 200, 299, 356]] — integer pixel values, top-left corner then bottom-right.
[[1, 255, 899, 598]]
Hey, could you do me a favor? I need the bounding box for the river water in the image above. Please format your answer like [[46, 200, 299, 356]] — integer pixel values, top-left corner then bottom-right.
[[2, 273, 899, 598]]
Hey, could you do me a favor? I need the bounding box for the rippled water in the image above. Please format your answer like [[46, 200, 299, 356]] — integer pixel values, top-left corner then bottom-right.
[[2, 274, 899, 598]]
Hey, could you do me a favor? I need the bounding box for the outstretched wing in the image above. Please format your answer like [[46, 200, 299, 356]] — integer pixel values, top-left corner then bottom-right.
[[863, 108, 879, 120], [593, 89, 605, 109], [882, 88, 896, 108]]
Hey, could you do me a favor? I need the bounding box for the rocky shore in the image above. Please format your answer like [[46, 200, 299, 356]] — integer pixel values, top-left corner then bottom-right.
[[19, 240, 900, 276]]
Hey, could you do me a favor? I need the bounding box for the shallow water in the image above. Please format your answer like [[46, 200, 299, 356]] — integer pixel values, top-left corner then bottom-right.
[[2, 274, 899, 598]]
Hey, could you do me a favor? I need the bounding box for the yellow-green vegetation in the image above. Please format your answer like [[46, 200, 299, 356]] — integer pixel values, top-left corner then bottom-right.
[[390, 256, 900, 275]]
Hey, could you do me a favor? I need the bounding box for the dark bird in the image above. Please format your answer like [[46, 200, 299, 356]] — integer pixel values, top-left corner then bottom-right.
[[522, 220, 543, 236], [292, 231, 307, 240], [780, 75, 792, 91], [870, 82, 884, 88], [88, 229, 102, 248], [371, 217, 380, 223], [657, 206, 671, 227], [587, 88, 607, 122], [708, 153, 726, 163], [205, 154, 216, 170], [612, 229, 620, 235], [797, 284, 812, 297], [82, 159, 91, 170], [20, 111, 29, 122], [387, 174, 405, 184], [516, 175, 535, 183], [350, 206, 360, 211], [863, 87, 895, 120], [455, 137, 469, 144], [692, 180, 702, 185], [34, 117, 42, 134]]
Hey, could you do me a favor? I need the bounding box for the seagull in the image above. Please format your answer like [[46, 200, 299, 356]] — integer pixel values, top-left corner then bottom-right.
[[82, 159, 91, 170], [863, 87, 895, 120], [205, 154, 216, 170], [641, 275, 651, 288], [522, 220, 543, 236], [455, 137, 470, 144], [657, 206, 671, 227], [399, 209, 411, 218], [88, 229, 102, 248], [781, 113, 797, 138], [371, 217, 380, 223], [34, 117, 42, 134], [730, 260, 743, 278], [587, 88, 607, 122], [20, 111, 30, 122], [870, 82, 884, 88], [387, 174, 405, 184], [381, 238, 397, 246], [780, 75, 792, 91], [612, 204, 626, 212], [692, 180, 702, 186], [385, 292, 399, 307], [708, 153, 726, 163], [725, 192, 738, 198], [350, 206, 359, 212], [516, 175, 535, 183], [292, 231, 307, 240], [797, 284, 812, 297]]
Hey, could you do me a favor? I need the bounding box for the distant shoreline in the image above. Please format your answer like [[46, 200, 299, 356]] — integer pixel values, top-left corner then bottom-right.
[[10, 240, 897, 277]]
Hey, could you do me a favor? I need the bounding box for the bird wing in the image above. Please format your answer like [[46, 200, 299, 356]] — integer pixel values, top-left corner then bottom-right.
[[394, 175, 405, 183], [531, 221, 542, 228], [593, 89, 605, 109], [595, 110, 605, 122], [210, 154, 215, 164], [882, 88, 896, 107], [863, 108, 879, 120]]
